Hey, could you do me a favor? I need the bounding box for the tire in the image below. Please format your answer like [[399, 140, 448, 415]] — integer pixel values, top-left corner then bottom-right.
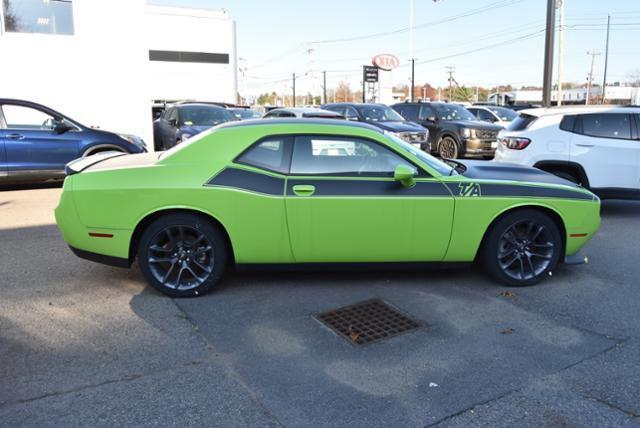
[[137, 213, 227, 297], [481, 209, 562, 287], [438, 136, 459, 159]]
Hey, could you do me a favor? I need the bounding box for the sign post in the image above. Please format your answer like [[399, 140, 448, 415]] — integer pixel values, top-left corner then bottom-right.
[[363, 65, 379, 103]]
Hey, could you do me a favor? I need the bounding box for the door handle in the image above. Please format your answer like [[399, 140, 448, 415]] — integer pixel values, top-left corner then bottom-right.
[[576, 143, 594, 147], [292, 184, 315, 197], [6, 133, 25, 140]]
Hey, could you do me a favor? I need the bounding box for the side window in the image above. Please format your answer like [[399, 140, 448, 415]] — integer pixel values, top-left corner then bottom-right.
[[167, 108, 178, 122], [344, 106, 359, 120], [279, 112, 296, 118], [235, 136, 292, 174], [477, 109, 496, 122], [418, 105, 435, 121], [579, 113, 631, 140], [290, 136, 415, 176], [467, 108, 479, 118], [401, 105, 419, 121], [2, 105, 55, 130]]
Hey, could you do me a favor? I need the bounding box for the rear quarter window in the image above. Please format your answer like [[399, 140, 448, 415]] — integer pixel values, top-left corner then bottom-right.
[[507, 114, 537, 131]]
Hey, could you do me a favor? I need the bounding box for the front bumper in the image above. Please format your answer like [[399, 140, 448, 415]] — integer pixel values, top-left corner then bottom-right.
[[564, 252, 589, 265], [463, 138, 498, 157]]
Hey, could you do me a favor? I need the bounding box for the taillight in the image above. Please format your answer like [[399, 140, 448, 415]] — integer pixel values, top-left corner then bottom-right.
[[501, 137, 531, 150]]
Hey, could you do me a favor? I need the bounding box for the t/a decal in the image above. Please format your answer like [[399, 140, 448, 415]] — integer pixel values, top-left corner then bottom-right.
[[458, 182, 482, 197]]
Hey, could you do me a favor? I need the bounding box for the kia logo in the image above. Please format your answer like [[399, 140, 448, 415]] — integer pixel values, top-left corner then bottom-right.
[[372, 54, 400, 71]]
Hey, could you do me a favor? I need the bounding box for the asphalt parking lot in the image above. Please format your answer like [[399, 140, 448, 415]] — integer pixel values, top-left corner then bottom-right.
[[1, 187, 639, 427]]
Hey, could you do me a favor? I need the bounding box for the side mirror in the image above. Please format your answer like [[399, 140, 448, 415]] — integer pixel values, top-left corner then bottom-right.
[[426, 116, 436, 122], [53, 120, 72, 134], [394, 164, 416, 188]]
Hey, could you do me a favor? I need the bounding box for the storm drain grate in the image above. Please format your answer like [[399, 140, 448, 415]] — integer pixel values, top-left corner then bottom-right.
[[315, 299, 422, 346]]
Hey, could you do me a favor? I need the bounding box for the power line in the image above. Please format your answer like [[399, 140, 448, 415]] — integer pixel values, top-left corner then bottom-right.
[[310, 0, 526, 44]]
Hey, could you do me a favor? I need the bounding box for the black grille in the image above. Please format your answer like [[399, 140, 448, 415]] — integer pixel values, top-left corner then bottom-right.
[[476, 129, 498, 140], [315, 299, 422, 346]]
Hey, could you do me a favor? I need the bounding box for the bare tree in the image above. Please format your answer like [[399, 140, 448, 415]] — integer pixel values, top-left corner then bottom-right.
[[627, 69, 640, 87], [334, 81, 352, 103]]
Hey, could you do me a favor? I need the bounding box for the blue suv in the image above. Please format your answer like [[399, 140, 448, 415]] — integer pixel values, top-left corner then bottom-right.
[[0, 99, 146, 184]]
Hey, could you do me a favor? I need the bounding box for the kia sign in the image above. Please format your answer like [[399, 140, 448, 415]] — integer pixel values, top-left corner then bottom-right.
[[372, 54, 400, 71]]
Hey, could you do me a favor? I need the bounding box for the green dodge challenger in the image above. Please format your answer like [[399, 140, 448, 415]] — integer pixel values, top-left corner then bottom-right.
[[55, 119, 600, 297]]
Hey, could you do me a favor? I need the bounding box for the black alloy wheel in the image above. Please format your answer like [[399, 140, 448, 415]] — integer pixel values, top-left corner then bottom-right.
[[482, 209, 562, 286], [137, 213, 227, 297]]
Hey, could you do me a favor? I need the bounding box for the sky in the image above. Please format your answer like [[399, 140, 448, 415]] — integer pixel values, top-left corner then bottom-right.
[[149, 0, 640, 97]]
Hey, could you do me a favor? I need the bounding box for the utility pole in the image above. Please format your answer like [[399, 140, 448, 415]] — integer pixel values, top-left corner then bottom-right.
[[602, 15, 611, 104], [410, 59, 416, 102], [556, 0, 565, 106], [542, 0, 556, 107], [446, 66, 455, 101], [292, 73, 296, 107], [323, 71, 327, 105], [586, 51, 600, 105]]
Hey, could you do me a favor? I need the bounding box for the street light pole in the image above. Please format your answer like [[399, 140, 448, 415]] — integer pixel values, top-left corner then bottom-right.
[[323, 70, 327, 105], [542, 0, 556, 107], [292, 73, 296, 107], [602, 14, 611, 104]]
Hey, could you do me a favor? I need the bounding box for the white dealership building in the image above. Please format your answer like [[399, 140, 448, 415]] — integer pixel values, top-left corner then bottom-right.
[[0, 0, 237, 147]]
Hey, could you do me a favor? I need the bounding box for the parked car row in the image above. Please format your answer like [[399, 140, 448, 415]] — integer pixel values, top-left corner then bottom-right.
[[4, 97, 639, 200]]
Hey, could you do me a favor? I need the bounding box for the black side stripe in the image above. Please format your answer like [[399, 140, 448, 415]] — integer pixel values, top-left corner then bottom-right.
[[287, 179, 451, 197], [444, 182, 593, 201], [206, 167, 284, 196]]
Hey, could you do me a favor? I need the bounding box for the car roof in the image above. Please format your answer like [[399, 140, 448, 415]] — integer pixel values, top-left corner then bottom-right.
[[216, 118, 383, 133], [175, 103, 228, 109], [270, 107, 333, 113], [323, 103, 388, 108], [521, 105, 640, 117]]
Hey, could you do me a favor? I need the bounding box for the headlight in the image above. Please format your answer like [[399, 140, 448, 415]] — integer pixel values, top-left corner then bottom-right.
[[460, 128, 471, 139], [118, 133, 146, 148]]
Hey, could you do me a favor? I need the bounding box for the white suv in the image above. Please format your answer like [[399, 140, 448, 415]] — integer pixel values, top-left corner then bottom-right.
[[494, 106, 640, 199]]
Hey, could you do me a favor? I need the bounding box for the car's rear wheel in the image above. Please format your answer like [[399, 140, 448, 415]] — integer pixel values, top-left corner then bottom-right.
[[137, 213, 227, 297], [481, 209, 562, 286], [438, 136, 459, 159]]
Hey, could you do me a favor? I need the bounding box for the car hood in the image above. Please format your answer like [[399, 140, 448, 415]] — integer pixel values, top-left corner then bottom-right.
[[367, 121, 425, 132], [458, 160, 578, 187], [447, 120, 503, 131]]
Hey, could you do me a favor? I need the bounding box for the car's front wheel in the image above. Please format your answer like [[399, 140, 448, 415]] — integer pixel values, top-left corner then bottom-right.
[[137, 213, 227, 297], [481, 209, 562, 286], [438, 136, 459, 159]]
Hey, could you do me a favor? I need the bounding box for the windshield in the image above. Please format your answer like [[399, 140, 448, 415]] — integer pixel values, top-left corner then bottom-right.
[[488, 106, 518, 122], [356, 105, 404, 122], [384, 132, 454, 176], [179, 106, 234, 126], [433, 104, 476, 121], [234, 109, 261, 119]]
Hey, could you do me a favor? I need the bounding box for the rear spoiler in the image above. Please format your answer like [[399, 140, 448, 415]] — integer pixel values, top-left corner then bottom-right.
[[65, 151, 127, 176]]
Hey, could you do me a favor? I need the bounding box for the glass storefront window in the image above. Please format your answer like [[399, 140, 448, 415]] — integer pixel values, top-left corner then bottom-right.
[[2, 0, 74, 35]]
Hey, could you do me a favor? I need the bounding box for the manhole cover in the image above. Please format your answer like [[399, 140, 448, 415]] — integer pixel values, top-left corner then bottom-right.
[[315, 299, 422, 346]]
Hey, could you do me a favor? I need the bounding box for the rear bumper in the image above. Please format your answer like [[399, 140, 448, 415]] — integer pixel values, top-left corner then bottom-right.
[[69, 246, 131, 268]]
